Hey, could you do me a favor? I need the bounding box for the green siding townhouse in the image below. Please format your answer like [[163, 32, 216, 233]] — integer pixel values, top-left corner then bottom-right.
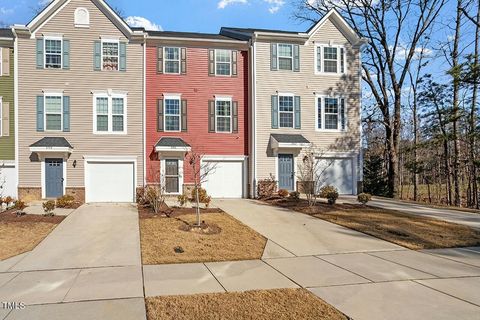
[[0, 28, 16, 198]]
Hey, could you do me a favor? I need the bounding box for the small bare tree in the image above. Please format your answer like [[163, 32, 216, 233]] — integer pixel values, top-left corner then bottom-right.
[[186, 151, 217, 227], [145, 163, 166, 214], [296, 146, 333, 207]]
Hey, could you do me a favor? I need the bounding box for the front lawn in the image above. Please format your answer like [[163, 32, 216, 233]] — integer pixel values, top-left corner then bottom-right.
[[0, 210, 65, 261], [145, 288, 347, 320], [139, 206, 267, 264], [264, 198, 480, 250]]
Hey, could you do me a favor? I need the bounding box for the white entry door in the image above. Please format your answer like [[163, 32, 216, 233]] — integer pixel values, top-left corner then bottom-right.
[[317, 157, 354, 195], [85, 161, 135, 203], [202, 160, 244, 198]]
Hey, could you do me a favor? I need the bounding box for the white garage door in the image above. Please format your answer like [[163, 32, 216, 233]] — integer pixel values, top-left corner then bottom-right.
[[86, 161, 135, 203], [202, 161, 244, 198], [317, 158, 354, 195]]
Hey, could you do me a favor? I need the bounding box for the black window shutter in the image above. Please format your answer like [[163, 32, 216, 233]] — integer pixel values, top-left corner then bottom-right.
[[157, 99, 164, 131], [232, 101, 239, 133], [208, 49, 215, 76], [208, 100, 215, 132], [232, 50, 238, 77], [181, 99, 188, 132], [157, 47, 163, 74], [181, 48, 187, 74]]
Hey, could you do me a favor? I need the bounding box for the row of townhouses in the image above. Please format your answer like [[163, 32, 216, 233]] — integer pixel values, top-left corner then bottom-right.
[[0, 0, 363, 203]]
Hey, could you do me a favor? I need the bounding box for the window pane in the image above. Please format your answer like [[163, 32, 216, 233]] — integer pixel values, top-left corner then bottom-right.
[[317, 47, 322, 72], [324, 47, 338, 73], [45, 96, 62, 113], [112, 98, 124, 114], [216, 100, 231, 116], [279, 113, 293, 128], [324, 60, 337, 73], [216, 117, 231, 132], [97, 115, 108, 131], [325, 98, 338, 113], [45, 39, 62, 54], [340, 48, 345, 73], [215, 50, 231, 75], [102, 42, 118, 56], [102, 42, 119, 71], [165, 159, 179, 193], [278, 57, 292, 70], [317, 98, 322, 129], [96, 97, 108, 114], [165, 177, 179, 193], [324, 47, 337, 60], [165, 116, 180, 131], [325, 114, 338, 129], [278, 44, 293, 57], [165, 47, 179, 60], [279, 96, 293, 112], [165, 159, 179, 175], [165, 99, 180, 115], [165, 61, 180, 73], [340, 98, 346, 130], [46, 114, 61, 131], [216, 62, 230, 75], [112, 115, 124, 132]]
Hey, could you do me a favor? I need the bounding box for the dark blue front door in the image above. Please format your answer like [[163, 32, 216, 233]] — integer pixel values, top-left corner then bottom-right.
[[46, 158, 63, 198], [278, 154, 294, 190]]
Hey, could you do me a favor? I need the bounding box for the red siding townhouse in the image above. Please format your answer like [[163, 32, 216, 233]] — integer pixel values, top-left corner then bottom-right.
[[145, 31, 249, 198]]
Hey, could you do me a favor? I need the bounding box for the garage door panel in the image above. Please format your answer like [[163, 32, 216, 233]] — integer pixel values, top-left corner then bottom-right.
[[316, 158, 354, 195], [202, 161, 244, 198], [86, 162, 135, 203]]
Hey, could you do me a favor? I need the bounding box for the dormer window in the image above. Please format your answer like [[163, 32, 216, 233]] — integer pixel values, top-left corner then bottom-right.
[[74, 8, 90, 28]]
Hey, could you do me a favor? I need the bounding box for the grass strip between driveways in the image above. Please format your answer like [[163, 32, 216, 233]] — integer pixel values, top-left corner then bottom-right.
[[140, 209, 267, 264], [264, 198, 480, 250], [0, 211, 64, 261], [145, 288, 348, 320]]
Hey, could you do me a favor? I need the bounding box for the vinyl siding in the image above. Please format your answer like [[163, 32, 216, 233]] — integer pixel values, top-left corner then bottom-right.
[[145, 44, 248, 184], [255, 18, 361, 181], [17, 0, 144, 188], [0, 48, 14, 160]]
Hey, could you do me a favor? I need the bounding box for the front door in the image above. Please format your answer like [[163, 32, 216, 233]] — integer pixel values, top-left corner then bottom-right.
[[45, 158, 63, 198], [278, 154, 294, 190]]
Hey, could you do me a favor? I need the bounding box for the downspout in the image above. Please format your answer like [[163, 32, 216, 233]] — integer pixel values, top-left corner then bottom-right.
[[12, 28, 19, 199], [251, 37, 258, 198], [142, 35, 147, 189]]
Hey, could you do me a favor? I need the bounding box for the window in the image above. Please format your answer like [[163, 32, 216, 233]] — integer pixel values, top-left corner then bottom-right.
[[94, 93, 127, 133], [45, 95, 63, 131], [278, 44, 293, 70], [215, 49, 231, 76], [317, 96, 346, 131], [278, 95, 294, 128], [102, 41, 119, 71], [0, 49, 2, 76], [316, 45, 346, 74], [74, 8, 90, 27], [164, 97, 181, 131], [45, 38, 62, 69], [165, 159, 179, 193], [164, 47, 180, 74], [0, 97, 2, 137], [215, 98, 232, 132]]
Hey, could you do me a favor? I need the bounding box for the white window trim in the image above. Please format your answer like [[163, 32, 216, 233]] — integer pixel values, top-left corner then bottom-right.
[[278, 93, 295, 129], [44, 36, 63, 69], [277, 43, 294, 71], [93, 91, 128, 135], [214, 49, 232, 77], [44, 92, 63, 132], [163, 94, 182, 132], [0, 96, 2, 137], [163, 47, 181, 75], [315, 95, 347, 132], [315, 44, 347, 75], [160, 157, 184, 195], [101, 38, 120, 71], [215, 96, 232, 133], [74, 7, 90, 28]]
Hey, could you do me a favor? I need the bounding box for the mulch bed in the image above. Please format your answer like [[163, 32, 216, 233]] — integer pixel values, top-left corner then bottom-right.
[[262, 197, 480, 250], [138, 203, 223, 219], [0, 209, 65, 224]]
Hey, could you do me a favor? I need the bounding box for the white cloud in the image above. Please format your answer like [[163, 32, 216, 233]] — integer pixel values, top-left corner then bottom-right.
[[218, 0, 248, 9], [391, 45, 433, 60], [0, 7, 14, 15], [264, 0, 285, 13], [125, 16, 162, 31]]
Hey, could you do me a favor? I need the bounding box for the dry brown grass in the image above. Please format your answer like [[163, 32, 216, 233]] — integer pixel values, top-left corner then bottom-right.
[[0, 222, 58, 261], [140, 211, 267, 264], [265, 198, 480, 250], [146, 289, 347, 320]]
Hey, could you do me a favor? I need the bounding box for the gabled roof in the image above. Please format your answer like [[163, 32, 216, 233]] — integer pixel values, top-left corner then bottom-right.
[[25, 0, 142, 38], [155, 137, 191, 148], [307, 9, 362, 44], [0, 28, 14, 39], [30, 137, 73, 148]]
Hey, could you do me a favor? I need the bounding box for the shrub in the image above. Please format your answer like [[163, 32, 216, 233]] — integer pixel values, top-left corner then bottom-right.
[[177, 193, 189, 207], [42, 200, 56, 216], [289, 191, 300, 200], [319, 186, 339, 205], [145, 185, 165, 214], [278, 189, 289, 198], [4, 196, 13, 208], [13, 200, 26, 211], [56, 195, 75, 208], [357, 193, 372, 205], [257, 175, 277, 198]]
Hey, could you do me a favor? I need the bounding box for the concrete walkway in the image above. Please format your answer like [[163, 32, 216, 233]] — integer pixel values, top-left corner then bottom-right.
[[341, 195, 480, 229], [0, 204, 145, 320]]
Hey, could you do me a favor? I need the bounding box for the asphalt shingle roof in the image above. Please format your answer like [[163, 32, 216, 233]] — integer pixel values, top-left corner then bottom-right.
[[0, 28, 13, 38], [155, 137, 191, 148], [30, 137, 73, 149], [271, 134, 310, 144], [147, 30, 237, 41]]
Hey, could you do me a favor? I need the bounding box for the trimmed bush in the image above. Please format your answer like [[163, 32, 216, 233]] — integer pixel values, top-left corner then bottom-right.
[[177, 194, 188, 207], [56, 195, 75, 208], [191, 187, 211, 206], [289, 191, 300, 200], [278, 189, 289, 198], [319, 186, 339, 205], [257, 175, 277, 198], [42, 200, 56, 216], [357, 193, 372, 205]]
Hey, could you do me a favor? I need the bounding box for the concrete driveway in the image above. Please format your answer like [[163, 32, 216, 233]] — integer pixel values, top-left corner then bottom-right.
[[0, 204, 145, 320], [215, 199, 401, 256]]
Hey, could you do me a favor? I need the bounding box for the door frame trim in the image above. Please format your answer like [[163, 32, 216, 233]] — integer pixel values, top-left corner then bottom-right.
[[276, 153, 296, 191], [42, 157, 66, 199], [84, 155, 137, 203]]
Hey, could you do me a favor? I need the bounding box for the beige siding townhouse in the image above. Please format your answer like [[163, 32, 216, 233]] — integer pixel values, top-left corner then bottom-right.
[[14, 0, 145, 203], [222, 10, 365, 196]]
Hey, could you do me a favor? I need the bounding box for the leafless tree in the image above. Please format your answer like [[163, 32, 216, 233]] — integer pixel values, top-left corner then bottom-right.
[[293, 0, 446, 198], [186, 151, 217, 226], [296, 146, 333, 207]]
